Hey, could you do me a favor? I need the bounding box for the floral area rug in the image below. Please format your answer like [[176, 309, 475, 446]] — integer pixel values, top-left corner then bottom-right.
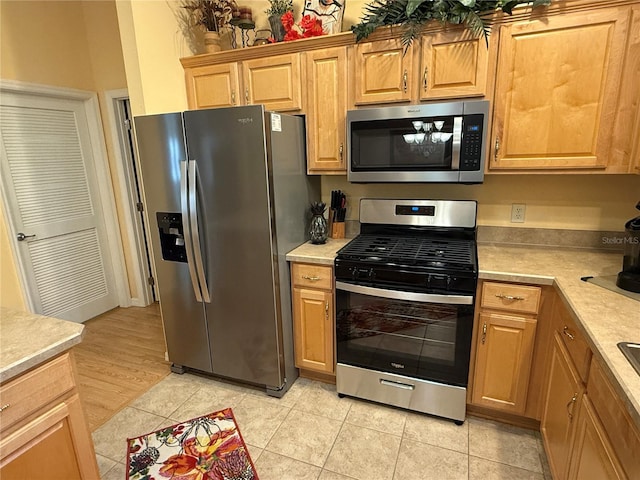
[[126, 407, 258, 480]]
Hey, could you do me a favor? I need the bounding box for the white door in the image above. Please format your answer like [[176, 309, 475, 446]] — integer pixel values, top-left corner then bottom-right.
[[0, 90, 119, 322]]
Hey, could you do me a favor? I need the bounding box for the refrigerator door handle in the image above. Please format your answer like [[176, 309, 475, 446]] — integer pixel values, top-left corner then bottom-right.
[[181, 160, 203, 302], [188, 159, 211, 303]]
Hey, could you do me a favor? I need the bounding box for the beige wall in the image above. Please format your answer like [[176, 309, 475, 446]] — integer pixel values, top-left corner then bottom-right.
[[0, 0, 131, 309], [323, 174, 640, 231]]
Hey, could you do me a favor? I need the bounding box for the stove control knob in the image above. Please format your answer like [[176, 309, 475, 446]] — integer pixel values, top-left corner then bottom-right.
[[350, 267, 359, 279], [368, 268, 376, 280]]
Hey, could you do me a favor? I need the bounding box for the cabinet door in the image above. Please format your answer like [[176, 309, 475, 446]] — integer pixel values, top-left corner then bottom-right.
[[352, 39, 414, 105], [419, 29, 488, 100], [305, 47, 347, 174], [541, 333, 585, 480], [242, 54, 302, 111], [491, 7, 630, 170], [567, 395, 625, 480], [0, 394, 99, 479], [293, 287, 334, 374], [472, 312, 537, 415], [185, 63, 240, 110]]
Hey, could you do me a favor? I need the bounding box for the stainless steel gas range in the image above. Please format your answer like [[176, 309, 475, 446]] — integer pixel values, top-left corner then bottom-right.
[[334, 199, 478, 424]]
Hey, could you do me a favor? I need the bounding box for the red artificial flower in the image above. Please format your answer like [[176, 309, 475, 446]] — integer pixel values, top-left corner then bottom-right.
[[281, 11, 294, 31], [299, 14, 316, 31], [284, 29, 303, 41], [304, 18, 324, 38]]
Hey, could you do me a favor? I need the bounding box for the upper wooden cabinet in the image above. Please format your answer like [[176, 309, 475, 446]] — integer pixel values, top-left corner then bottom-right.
[[305, 47, 348, 174], [418, 29, 489, 100], [185, 63, 241, 109], [491, 6, 631, 171], [242, 54, 303, 112], [352, 38, 414, 105]]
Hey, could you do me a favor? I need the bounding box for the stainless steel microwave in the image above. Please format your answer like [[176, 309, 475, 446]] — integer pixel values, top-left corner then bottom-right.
[[347, 100, 490, 183]]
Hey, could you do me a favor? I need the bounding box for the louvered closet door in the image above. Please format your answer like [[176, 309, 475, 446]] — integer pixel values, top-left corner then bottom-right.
[[0, 93, 118, 322]]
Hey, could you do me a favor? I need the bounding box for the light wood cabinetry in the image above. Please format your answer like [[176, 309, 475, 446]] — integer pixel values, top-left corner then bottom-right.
[[291, 263, 335, 376], [418, 29, 489, 100], [351, 38, 414, 105], [242, 54, 303, 111], [541, 333, 585, 480], [305, 47, 348, 174], [490, 6, 631, 172], [0, 353, 99, 479], [471, 281, 541, 415], [185, 63, 241, 109]]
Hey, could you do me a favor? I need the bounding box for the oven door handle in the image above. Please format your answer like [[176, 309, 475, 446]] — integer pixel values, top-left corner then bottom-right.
[[335, 281, 474, 305]]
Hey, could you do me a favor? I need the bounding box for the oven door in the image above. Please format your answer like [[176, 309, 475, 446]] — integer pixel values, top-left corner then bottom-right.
[[335, 281, 474, 387]]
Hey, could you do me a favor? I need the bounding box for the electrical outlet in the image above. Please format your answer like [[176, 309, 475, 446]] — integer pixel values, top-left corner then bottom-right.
[[511, 204, 526, 223]]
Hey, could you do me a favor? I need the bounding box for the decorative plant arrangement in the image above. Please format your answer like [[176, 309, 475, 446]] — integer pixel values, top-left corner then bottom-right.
[[281, 11, 326, 41], [265, 0, 294, 41], [352, 0, 551, 48], [182, 0, 237, 33]]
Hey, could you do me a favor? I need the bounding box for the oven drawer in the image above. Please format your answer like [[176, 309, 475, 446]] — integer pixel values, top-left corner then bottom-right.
[[481, 282, 541, 314], [292, 263, 333, 290]]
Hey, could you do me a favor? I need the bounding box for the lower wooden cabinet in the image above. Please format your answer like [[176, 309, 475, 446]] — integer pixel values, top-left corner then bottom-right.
[[0, 353, 99, 480], [471, 311, 537, 415], [541, 333, 585, 480], [291, 263, 335, 376], [567, 395, 625, 480]]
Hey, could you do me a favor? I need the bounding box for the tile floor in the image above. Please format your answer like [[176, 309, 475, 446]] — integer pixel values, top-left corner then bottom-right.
[[94, 373, 552, 480]]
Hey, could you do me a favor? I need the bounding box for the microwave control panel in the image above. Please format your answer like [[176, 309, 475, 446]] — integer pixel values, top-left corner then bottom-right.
[[460, 114, 484, 171]]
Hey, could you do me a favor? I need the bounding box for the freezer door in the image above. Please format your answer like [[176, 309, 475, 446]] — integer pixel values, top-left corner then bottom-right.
[[183, 106, 283, 388], [134, 113, 213, 373]]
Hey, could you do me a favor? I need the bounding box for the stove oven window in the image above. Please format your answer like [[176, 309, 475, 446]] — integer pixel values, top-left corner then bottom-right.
[[336, 290, 474, 386], [351, 117, 454, 171]]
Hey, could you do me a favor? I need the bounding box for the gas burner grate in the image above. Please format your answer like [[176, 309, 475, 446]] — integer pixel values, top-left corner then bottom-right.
[[339, 234, 475, 267]]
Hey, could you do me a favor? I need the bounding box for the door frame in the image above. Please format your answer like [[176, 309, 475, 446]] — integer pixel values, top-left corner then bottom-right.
[[104, 89, 154, 307], [0, 79, 129, 312]]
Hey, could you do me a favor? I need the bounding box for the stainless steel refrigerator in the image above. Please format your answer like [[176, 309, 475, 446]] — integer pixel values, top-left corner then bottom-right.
[[134, 105, 319, 396]]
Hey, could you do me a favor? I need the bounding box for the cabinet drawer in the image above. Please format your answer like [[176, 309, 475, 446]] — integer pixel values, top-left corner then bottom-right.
[[554, 301, 591, 383], [291, 263, 333, 290], [0, 353, 76, 432], [481, 282, 541, 314]]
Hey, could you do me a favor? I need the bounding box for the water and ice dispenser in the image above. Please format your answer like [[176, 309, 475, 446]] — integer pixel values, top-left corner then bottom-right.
[[156, 212, 187, 263]]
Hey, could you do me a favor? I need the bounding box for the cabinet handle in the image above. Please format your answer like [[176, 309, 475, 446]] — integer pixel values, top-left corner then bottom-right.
[[494, 136, 500, 162], [562, 326, 575, 341], [302, 275, 320, 281], [0, 403, 10, 413], [566, 393, 578, 421], [231, 90, 236, 105], [481, 322, 487, 344], [403, 70, 408, 93], [495, 293, 524, 301], [339, 143, 344, 162], [245, 88, 249, 104], [325, 300, 329, 320], [423, 67, 428, 91]]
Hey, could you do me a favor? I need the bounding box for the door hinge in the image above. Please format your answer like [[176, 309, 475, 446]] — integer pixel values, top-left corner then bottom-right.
[[124, 119, 132, 131], [136, 202, 144, 212], [148, 276, 155, 286]]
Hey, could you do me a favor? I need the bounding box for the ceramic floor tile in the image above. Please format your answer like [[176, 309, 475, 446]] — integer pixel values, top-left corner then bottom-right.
[[244, 376, 311, 409], [266, 409, 342, 467], [344, 399, 407, 436], [319, 470, 358, 480], [254, 450, 322, 480], [168, 382, 247, 421], [96, 454, 116, 477], [536, 431, 552, 478], [394, 438, 468, 480], [323, 423, 401, 480], [129, 372, 204, 416], [246, 443, 264, 463], [403, 411, 469, 454], [101, 462, 126, 480], [469, 456, 545, 480], [293, 381, 353, 421], [468, 417, 542, 473], [92, 407, 167, 462], [231, 394, 290, 448]]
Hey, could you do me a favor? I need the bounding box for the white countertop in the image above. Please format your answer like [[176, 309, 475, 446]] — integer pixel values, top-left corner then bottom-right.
[[0, 307, 85, 383], [287, 240, 640, 427]]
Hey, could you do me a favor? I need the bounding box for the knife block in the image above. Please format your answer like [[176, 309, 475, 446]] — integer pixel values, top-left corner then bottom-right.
[[330, 222, 345, 239]]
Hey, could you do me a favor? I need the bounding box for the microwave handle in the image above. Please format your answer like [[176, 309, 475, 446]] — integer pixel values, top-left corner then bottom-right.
[[451, 116, 463, 170]]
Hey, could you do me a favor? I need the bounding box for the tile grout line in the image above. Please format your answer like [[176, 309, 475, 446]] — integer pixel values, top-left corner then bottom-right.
[[390, 413, 408, 480]]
